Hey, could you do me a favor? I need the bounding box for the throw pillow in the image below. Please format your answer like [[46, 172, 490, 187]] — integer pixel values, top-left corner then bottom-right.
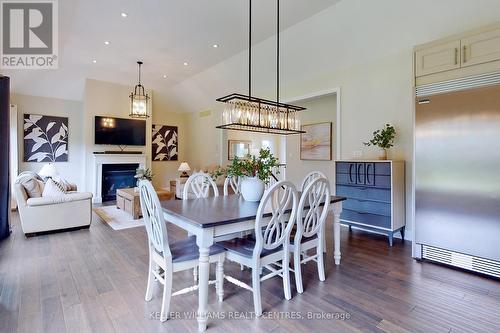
[[20, 178, 43, 198], [42, 179, 67, 197]]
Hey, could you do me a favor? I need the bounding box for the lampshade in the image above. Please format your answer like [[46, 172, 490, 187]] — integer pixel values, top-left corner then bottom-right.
[[178, 162, 191, 172], [39, 163, 59, 178]]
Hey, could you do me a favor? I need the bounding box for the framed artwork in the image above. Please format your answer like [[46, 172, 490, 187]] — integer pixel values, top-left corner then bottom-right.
[[24, 114, 69, 162], [300, 122, 332, 161], [152, 125, 178, 161], [228, 140, 251, 160]]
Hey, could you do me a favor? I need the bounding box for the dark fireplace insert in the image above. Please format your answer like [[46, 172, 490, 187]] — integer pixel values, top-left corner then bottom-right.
[[101, 163, 138, 202]]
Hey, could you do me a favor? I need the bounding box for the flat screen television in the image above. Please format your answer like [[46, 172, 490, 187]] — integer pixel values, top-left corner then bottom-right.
[[95, 116, 146, 146]]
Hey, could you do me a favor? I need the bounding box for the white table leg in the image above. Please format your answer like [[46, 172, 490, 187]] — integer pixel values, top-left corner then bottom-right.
[[332, 201, 342, 265], [196, 229, 213, 332]]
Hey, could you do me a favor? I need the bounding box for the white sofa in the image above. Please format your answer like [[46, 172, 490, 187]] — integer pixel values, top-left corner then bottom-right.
[[15, 183, 93, 236]]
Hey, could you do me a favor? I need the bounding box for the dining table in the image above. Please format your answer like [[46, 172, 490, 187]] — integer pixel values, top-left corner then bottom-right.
[[160, 193, 346, 332]]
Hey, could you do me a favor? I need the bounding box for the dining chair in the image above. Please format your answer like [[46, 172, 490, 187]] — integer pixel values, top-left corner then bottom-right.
[[138, 180, 226, 322], [183, 172, 219, 199], [223, 175, 241, 196], [291, 177, 331, 294], [183, 172, 220, 282], [300, 171, 327, 192], [220, 180, 298, 316], [223, 175, 247, 270]]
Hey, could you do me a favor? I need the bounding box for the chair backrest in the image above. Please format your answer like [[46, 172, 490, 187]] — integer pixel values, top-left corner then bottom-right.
[[183, 172, 219, 199], [138, 180, 171, 259], [223, 176, 241, 196], [253, 181, 298, 256], [295, 177, 331, 244], [300, 171, 327, 193]]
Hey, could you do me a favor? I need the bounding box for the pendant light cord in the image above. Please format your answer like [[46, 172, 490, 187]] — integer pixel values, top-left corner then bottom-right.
[[248, 0, 252, 98], [277, 0, 280, 105], [138, 62, 142, 85]]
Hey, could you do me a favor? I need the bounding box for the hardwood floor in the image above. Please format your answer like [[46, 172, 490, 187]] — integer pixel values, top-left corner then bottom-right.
[[1, 210, 500, 333]]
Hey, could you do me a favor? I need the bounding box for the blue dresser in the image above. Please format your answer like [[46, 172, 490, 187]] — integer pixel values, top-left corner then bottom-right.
[[335, 160, 405, 246]]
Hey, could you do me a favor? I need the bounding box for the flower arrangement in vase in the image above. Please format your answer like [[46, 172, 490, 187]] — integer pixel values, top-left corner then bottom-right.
[[211, 148, 280, 201], [134, 168, 154, 191]]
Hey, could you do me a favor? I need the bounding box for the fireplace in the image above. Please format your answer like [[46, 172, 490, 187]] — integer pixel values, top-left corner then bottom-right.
[[101, 163, 138, 202], [92, 153, 146, 203]]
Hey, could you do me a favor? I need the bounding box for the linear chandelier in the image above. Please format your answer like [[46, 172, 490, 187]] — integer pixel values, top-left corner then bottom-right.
[[216, 0, 306, 135]]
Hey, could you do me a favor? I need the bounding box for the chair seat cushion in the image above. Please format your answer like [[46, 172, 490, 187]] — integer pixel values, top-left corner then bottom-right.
[[290, 233, 318, 244], [171, 236, 225, 263], [220, 237, 283, 258]]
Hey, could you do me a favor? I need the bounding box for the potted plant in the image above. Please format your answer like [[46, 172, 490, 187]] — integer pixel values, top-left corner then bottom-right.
[[364, 124, 396, 160], [221, 148, 279, 201], [134, 168, 154, 191]]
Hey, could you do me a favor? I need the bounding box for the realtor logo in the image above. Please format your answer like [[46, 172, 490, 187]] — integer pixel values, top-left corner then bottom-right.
[[1, 0, 58, 69]]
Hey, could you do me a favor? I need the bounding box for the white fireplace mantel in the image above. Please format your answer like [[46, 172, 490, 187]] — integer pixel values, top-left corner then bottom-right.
[[92, 153, 147, 203]]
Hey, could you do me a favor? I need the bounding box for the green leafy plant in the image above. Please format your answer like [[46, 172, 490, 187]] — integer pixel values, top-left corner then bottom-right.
[[210, 148, 280, 185], [134, 168, 154, 181], [364, 124, 396, 150]]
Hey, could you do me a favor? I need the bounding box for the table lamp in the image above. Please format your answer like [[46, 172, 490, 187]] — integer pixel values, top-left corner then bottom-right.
[[38, 163, 59, 179], [178, 162, 191, 178]]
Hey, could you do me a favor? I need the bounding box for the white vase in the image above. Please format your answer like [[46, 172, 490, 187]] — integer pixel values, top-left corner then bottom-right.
[[240, 176, 265, 202]]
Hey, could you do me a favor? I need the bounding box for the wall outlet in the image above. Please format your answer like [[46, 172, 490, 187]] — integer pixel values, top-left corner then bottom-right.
[[352, 150, 362, 158]]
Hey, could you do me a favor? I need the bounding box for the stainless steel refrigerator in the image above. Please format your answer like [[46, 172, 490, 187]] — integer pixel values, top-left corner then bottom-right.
[[415, 76, 500, 277]]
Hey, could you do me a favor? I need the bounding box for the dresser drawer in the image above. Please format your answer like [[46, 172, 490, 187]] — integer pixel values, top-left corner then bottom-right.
[[336, 185, 391, 202], [343, 198, 391, 216], [336, 162, 356, 174], [340, 209, 391, 229], [336, 173, 391, 188], [374, 162, 391, 175], [336, 162, 391, 175]]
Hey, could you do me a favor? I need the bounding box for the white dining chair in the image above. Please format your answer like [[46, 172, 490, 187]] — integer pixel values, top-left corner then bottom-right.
[[139, 180, 226, 322], [220, 181, 298, 316], [291, 177, 331, 294], [223, 175, 247, 270], [300, 171, 327, 192], [183, 172, 219, 199], [223, 175, 241, 196], [183, 172, 220, 282]]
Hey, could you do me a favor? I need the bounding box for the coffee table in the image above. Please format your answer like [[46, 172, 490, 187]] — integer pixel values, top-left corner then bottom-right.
[[116, 187, 173, 219]]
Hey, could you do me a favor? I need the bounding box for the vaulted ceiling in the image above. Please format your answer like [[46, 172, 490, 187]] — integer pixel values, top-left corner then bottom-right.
[[3, 0, 341, 101]]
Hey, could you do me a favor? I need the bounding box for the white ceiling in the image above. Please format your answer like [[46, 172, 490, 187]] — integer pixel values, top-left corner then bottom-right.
[[3, 0, 341, 101]]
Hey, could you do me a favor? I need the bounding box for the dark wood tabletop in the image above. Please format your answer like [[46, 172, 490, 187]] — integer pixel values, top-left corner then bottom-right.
[[160, 194, 346, 228]]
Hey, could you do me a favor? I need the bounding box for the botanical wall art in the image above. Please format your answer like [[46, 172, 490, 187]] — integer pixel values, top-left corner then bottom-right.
[[300, 122, 332, 161], [152, 124, 178, 161], [24, 114, 69, 162]]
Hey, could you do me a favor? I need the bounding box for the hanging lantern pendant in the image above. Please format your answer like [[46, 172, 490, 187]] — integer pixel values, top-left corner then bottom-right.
[[130, 61, 150, 118]]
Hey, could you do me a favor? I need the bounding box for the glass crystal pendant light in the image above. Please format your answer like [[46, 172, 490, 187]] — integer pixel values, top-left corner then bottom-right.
[[129, 61, 150, 118], [216, 0, 305, 135]]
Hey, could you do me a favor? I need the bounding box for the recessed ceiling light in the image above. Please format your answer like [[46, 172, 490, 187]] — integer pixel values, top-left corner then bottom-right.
[[162, 74, 167, 79], [121, 12, 128, 18], [92, 59, 97, 64], [213, 44, 219, 48], [104, 41, 110, 45], [183, 62, 189, 66]]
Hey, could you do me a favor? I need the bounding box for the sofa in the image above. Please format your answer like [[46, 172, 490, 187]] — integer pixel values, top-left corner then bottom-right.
[[14, 175, 93, 236]]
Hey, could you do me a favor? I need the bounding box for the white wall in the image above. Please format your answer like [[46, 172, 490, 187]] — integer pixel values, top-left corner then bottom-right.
[[11, 93, 85, 190], [11, 79, 189, 194], [83, 79, 153, 192], [151, 92, 189, 190], [170, 0, 500, 237], [285, 94, 337, 188]]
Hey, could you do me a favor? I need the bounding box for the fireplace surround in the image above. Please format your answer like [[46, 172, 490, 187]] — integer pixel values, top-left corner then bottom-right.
[[92, 153, 146, 203]]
